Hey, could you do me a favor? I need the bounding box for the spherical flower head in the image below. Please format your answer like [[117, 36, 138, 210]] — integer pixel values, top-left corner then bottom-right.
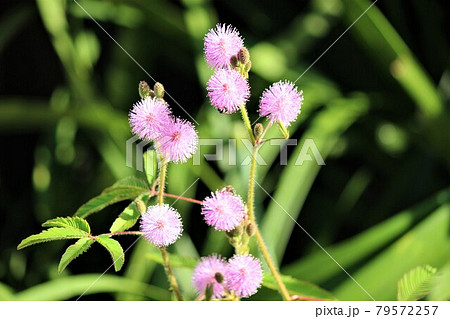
[[156, 118, 198, 163], [201, 190, 245, 231], [204, 24, 244, 69], [129, 97, 172, 140], [258, 81, 303, 127], [225, 254, 263, 298], [192, 254, 227, 299], [140, 204, 183, 247], [207, 69, 250, 114]]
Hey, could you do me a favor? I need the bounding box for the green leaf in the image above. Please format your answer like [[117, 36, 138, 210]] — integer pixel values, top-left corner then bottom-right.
[[58, 238, 94, 273], [262, 274, 337, 301], [17, 227, 89, 250], [43, 216, 91, 234], [74, 176, 149, 218], [145, 251, 198, 269], [110, 194, 149, 233], [14, 274, 170, 301], [96, 235, 125, 271], [143, 150, 158, 185], [397, 265, 437, 301]]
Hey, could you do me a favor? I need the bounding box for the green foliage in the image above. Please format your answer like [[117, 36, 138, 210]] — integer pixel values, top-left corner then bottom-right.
[[58, 238, 94, 273], [110, 194, 150, 233], [397, 265, 437, 301], [146, 251, 198, 269], [17, 227, 89, 250], [143, 150, 158, 185], [74, 176, 149, 218], [42, 216, 91, 234], [14, 274, 170, 301], [262, 274, 337, 301], [96, 235, 125, 272]]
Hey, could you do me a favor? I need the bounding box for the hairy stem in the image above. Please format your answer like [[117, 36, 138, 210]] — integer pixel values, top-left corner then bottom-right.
[[157, 160, 183, 301], [247, 146, 291, 301], [150, 190, 203, 205], [160, 246, 183, 301], [240, 105, 255, 145]]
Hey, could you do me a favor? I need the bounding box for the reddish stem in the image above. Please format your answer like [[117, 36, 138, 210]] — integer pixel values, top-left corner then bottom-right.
[[149, 190, 203, 205]]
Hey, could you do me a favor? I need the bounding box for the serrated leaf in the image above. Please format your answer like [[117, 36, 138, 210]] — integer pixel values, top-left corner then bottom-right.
[[110, 194, 150, 233], [43, 216, 91, 234], [397, 265, 437, 301], [17, 227, 89, 250], [143, 150, 158, 185], [74, 176, 149, 218], [58, 238, 94, 273], [96, 235, 125, 271], [145, 251, 198, 269], [262, 274, 337, 301]]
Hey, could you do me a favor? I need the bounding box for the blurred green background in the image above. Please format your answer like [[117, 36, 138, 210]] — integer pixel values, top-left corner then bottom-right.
[[0, 0, 449, 301]]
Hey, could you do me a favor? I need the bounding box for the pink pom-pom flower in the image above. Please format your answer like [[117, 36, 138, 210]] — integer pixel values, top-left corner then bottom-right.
[[129, 97, 172, 140], [207, 68, 250, 114], [192, 254, 228, 299], [140, 204, 183, 247], [258, 81, 303, 127], [225, 254, 263, 298], [201, 189, 245, 231], [156, 118, 199, 163], [204, 24, 244, 69]]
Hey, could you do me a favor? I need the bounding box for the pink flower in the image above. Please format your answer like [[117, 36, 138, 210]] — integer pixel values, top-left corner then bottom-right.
[[225, 254, 262, 298], [192, 254, 227, 299], [204, 24, 244, 69], [258, 81, 303, 127], [156, 118, 198, 163], [129, 97, 172, 140], [140, 204, 183, 247], [201, 190, 245, 231], [207, 69, 250, 114]]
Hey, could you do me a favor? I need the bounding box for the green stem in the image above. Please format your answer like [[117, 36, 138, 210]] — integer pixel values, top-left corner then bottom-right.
[[156, 159, 183, 301], [247, 146, 291, 301], [240, 105, 255, 145], [160, 246, 183, 301]]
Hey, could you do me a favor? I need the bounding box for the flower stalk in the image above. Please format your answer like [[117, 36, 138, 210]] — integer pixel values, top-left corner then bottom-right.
[[157, 159, 183, 301]]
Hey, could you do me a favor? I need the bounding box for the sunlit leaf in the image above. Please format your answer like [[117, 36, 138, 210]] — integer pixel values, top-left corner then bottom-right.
[[96, 235, 125, 271], [58, 238, 94, 273], [43, 216, 91, 234], [397, 265, 437, 301], [17, 228, 89, 250]]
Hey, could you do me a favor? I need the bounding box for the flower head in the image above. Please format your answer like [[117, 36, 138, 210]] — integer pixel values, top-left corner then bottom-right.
[[140, 204, 183, 247], [207, 69, 250, 114], [201, 189, 245, 231], [204, 24, 244, 69], [225, 254, 262, 298], [258, 81, 303, 127], [129, 97, 172, 140], [156, 118, 198, 163], [192, 254, 227, 299]]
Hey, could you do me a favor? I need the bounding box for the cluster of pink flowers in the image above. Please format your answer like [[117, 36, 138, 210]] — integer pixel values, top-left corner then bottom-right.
[[192, 254, 262, 299], [129, 96, 198, 163]]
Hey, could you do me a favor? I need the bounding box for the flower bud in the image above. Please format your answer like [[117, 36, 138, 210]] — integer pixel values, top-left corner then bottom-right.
[[226, 224, 243, 238], [221, 185, 236, 194], [153, 82, 165, 99], [246, 223, 256, 237], [254, 123, 264, 139], [230, 55, 239, 68], [139, 81, 151, 98], [244, 61, 252, 73], [214, 272, 224, 284], [238, 47, 250, 64], [229, 236, 240, 247]]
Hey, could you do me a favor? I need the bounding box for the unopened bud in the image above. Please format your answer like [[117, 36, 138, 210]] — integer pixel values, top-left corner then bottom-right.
[[221, 185, 236, 194], [254, 123, 264, 138], [139, 81, 151, 98], [244, 61, 252, 73], [229, 236, 240, 247], [226, 224, 243, 238], [214, 272, 224, 284], [246, 223, 256, 237], [148, 90, 155, 98], [238, 47, 250, 64], [135, 199, 147, 214], [153, 82, 165, 99], [230, 55, 239, 68]]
